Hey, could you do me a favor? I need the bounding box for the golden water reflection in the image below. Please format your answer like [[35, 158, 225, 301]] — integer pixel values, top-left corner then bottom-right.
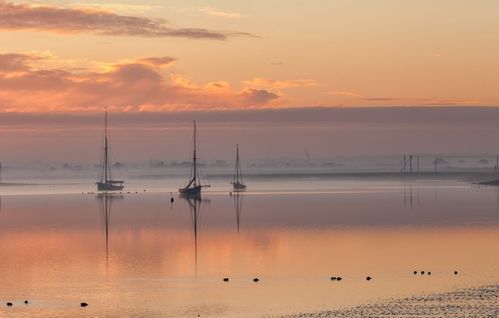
[[0, 186, 497, 317]]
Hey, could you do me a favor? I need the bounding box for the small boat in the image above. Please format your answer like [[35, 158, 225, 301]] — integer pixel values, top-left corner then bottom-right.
[[231, 144, 246, 190], [96, 108, 124, 191], [179, 121, 210, 197]]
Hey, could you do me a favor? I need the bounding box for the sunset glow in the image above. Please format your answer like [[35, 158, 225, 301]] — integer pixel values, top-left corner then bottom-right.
[[1, 0, 499, 113]]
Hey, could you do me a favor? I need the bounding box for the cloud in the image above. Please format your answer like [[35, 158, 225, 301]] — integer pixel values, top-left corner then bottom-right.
[[364, 97, 400, 102], [420, 99, 480, 106], [327, 91, 361, 97], [70, 2, 163, 15], [242, 78, 318, 90], [180, 7, 244, 19], [362, 97, 480, 106], [0, 1, 255, 40], [198, 7, 243, 19], [0, 52, 283, 112], [241, 89, 281, 105], [136, 57, 176, 67], [0, 53, 34, 72]]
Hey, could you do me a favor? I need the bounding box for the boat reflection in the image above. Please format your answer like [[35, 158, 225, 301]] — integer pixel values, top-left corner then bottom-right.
[[233, 192, 244, 234], [97, 193, 123, 268], [403, 185, 420, 209], [182, 196, 210, 274]]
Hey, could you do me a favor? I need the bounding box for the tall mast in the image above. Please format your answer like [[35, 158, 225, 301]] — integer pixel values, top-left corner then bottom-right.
[[104, 108, 109, 182], [235, 144, 240, 183], [192, 120, 197, 186], [237, 144, 240, 182]]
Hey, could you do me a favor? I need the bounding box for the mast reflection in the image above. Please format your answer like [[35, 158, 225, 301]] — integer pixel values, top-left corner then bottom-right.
[[233, 192, 243, 234], [182, 196, 209, 274], [97, 193, 122, 268]]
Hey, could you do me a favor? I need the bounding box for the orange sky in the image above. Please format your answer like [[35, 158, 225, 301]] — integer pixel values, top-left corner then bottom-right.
[[1, 0, 499, 112]]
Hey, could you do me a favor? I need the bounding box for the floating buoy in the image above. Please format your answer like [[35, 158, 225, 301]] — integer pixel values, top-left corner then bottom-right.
[[330, 277, 337, 281], [171, 197, 174, 203], [421, 271, 425, 275], [454, 271, 458, 275], [428, 272, 432, 275], [6, 302, 12, 307], [366, 276, 372, 281], [253, 278, 259, 282], [223, 278, 229, 282], [24, 300, 28, 304], [80, 302, 88, 307], [336, 277, 342, 281], [413, 271, 417, 275]]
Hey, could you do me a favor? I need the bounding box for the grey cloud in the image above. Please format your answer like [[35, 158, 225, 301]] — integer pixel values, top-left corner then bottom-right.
[[0, 1, 255, 40]]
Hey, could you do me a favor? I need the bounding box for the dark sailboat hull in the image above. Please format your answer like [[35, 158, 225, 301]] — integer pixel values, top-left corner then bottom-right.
[[231, 182, 247, 191], [179, 185, 202, 197], [97, 182, 124, 191]]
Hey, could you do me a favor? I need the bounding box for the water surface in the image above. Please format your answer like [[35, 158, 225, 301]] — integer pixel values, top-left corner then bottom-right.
[[0, 178, 498, 317]]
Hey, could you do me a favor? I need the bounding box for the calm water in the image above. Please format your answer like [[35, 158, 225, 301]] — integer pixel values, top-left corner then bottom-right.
[[0, 178, 498, 317]]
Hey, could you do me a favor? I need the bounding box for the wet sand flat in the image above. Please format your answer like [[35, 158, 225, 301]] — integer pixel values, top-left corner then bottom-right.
[[284, 285, 499, 317]]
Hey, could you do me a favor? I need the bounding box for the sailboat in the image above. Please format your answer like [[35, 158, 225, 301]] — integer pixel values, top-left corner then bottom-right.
[[179, 121, 210, 197], [96, 109, 124, 191], [231, 144, 246, 190]]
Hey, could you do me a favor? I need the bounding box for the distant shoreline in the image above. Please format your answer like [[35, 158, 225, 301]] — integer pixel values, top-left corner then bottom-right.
[[2, 170, 499, 186], [0, 182, 33, 186]]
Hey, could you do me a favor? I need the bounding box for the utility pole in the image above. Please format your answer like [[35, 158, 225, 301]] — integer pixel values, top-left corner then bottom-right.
[[409, 155, 413, 174]]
